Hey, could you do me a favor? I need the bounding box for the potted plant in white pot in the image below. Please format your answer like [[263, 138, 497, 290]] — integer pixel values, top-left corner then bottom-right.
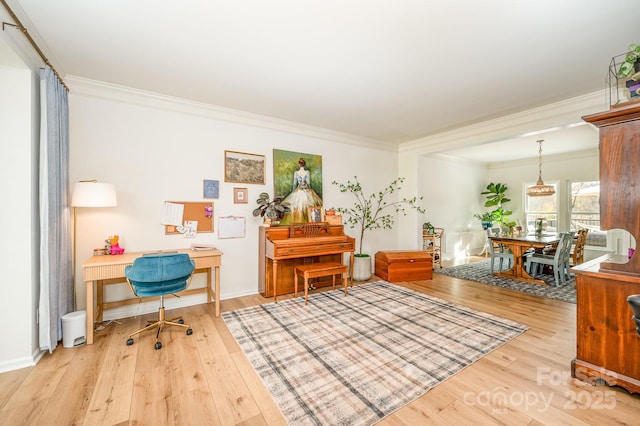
[[332, 176, 425, 280]]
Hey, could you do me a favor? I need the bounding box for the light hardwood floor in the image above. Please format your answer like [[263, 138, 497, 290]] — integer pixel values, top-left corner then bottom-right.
[[1, 257, 639, 425]]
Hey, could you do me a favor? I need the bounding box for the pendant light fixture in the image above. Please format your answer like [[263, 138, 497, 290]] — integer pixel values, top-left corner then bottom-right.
[[527, 139, 555, 197]]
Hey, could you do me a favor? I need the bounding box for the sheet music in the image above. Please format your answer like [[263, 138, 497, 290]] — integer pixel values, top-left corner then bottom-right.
[[161, 202, 184, 226], [218, 216, 245, 239]]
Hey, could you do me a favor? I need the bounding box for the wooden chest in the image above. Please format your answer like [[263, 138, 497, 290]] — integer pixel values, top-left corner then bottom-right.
[[374, 250, 433, 282]]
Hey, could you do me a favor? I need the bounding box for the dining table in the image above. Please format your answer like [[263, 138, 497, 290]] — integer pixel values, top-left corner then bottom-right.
[[489, 233, 560, 285]]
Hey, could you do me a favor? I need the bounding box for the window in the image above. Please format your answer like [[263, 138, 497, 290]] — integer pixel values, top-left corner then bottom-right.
[[524, 182, 558, 234], [569, 180, 605, 247]]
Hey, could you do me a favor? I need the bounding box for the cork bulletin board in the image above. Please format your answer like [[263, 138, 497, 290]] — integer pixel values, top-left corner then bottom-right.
[[164, 201, 214, 234]]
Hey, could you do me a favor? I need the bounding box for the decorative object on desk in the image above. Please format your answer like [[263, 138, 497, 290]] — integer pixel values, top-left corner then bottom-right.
[[224, 150, 265, 184], [527, 140, 556, 197], [332, 176, 425, 280], [223, 281, 527, 426], [106, 235, 125, 255], [203, 179, 219, 199], [252, 192, 291, 225], [273, 149, 323, 224], [435, 260, 576, 303], [479, 182, 517, 228], [71, 180, 118, 307], [233, 187, 248, 204]]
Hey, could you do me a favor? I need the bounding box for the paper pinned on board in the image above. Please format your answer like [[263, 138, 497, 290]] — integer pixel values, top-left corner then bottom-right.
[[162, 202, 184, 226], [184, 220, 198, 238]]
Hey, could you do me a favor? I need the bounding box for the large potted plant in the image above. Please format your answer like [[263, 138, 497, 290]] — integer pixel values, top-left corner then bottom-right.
[[478, 182, 516, 233], [332, 176, 425, 280], [252, 192, 291, 225]]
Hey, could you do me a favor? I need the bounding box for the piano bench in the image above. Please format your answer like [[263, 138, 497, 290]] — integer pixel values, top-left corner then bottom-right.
[[294, 262, 349, 305]]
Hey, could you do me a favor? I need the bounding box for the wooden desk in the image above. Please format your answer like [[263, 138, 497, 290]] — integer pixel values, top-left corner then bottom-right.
[[489, 235, 559, 285], [82, 248, 222, 345]]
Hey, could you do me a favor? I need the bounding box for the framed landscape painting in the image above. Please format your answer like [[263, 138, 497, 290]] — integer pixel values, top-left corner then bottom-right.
[[224, 151, 265, 184]]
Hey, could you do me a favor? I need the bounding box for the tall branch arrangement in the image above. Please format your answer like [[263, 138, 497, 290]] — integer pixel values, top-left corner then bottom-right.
[[332, 176, 425, 255]]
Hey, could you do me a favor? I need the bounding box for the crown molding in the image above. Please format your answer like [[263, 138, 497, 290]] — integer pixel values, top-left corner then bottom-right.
[[398, 91, 607, 155], [486, 148, 599, 170], [66, 75, 396, 152]]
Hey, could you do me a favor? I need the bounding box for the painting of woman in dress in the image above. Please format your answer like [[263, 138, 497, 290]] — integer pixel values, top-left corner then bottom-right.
[[273, 149, 323, 224]]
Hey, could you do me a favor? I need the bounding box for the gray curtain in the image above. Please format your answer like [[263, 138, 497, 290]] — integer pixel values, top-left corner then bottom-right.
[[38, 66, 72, 352]]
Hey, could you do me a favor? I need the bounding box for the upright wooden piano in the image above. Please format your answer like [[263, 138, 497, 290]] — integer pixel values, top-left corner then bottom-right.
[[258, 223, 355, 298]]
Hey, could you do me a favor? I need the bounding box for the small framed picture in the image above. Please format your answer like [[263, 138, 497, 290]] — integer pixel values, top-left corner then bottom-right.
[[308, 206, 325, 223], [234, 188, 248, 204], [203, 180, 219, 199]]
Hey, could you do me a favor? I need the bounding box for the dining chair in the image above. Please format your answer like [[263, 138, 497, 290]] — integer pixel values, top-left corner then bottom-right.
[[525, 232, 574, 286], [125, 253, 195, 350], [488, 230, 513, 273], [570, 229, 589, 265]]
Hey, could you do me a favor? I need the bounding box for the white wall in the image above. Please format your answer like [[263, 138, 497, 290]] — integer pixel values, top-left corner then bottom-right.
[[68, 79, 400, 318], [0, 52, 39, 371], [417, 155, 489, 258]]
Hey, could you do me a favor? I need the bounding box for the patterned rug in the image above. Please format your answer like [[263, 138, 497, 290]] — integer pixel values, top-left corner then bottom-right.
[[223, 281, 528, 425], [434, 259, 576, 304]]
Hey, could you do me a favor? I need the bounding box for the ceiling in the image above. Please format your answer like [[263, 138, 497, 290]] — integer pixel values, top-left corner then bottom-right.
[[4, 0, 639, 159]]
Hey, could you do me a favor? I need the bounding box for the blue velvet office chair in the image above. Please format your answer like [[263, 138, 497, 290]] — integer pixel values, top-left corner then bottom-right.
[[125, 253, 195, 349]]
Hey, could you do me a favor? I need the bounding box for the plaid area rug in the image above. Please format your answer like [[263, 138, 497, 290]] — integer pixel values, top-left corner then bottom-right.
[[434, 259, 576, 304], [223, 281, 528, 425]]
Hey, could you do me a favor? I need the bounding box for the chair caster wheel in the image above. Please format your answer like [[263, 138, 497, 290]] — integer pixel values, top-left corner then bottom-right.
[[178, 319, 184, 324], [126, 338, 134, 346], [154, 342, 162, 350], [186, 328, 193, 335]]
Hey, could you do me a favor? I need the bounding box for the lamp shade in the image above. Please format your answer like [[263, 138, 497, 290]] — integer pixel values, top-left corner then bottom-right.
[[71, 181, 118, 207]]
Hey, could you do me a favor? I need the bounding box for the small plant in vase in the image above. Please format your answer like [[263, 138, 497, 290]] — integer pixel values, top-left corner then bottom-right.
[[617, 43, 640, 78], [252, 192, 291, 225], [474, 211, 497, 230], [423, 221, 435, 234]]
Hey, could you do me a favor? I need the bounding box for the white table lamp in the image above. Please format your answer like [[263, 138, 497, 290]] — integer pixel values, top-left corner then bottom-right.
[[71, 180, 118, 309]]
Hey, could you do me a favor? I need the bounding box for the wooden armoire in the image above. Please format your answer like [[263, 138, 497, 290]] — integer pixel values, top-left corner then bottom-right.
[[571, 102, 640, 394]]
